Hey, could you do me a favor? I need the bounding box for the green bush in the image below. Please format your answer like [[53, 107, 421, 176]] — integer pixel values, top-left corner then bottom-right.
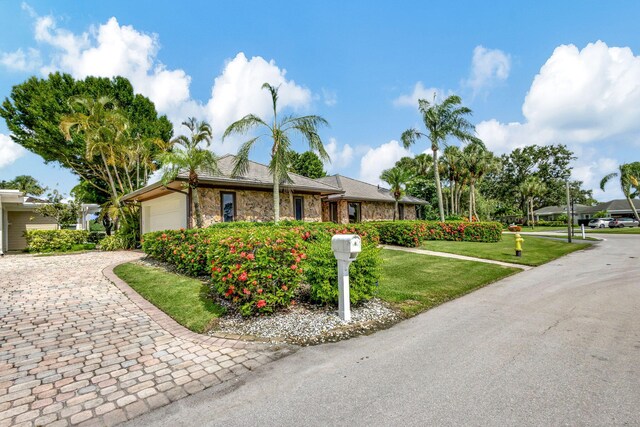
[[304, 235, 381, 305], [142, 222, 382, 316], [25, 229, 89, 253], [374, 220, 503, 247]]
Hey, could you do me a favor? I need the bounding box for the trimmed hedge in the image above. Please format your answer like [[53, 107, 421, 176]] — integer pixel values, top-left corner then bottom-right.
[[142, 222, 381, 316], [375, 221, 503, 247], [25, 229, 89, 253]]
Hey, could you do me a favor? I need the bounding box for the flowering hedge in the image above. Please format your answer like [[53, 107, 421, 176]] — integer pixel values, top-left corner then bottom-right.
[[142, 222, 381, 316], [374, 221, 503, 247], [24, 229, 89, 252]]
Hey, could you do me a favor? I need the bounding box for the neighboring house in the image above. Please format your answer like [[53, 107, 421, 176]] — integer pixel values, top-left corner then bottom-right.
[[122, 154, 344, 234], [533, 199, 640, 223], [0, 189, 57, 253], [316, 175, 427, 223], [0, 189, 100, 253], [122, 154, 430, 233]]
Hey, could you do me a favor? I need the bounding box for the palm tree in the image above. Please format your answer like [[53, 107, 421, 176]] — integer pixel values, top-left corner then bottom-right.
[[441, 146, 465, 216], [600, 162, 640, 222], [462, 141, 498, 221], [158, 118, 219, 228], [223, 83, 329, 223], [380, 166, 412, 221], [402, 94, 480, 221], [519, 176, 546, 228], [60, 95, 129, 201]]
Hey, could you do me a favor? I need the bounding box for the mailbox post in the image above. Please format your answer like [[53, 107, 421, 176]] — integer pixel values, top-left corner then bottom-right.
[[331, 234, 362, 321]]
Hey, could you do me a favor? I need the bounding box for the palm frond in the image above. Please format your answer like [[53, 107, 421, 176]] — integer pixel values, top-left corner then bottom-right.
[[222, 114, 268, 140], [600, 172, 618, 191], [231, 137, 259, 177]]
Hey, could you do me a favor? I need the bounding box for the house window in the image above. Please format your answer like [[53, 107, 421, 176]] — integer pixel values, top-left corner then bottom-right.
[[348, 202, 361, 223], [294, 196, 304, 221], [329, 202, 338, 223], [221, 192, 236, 222], [398, 204, 405, 220]]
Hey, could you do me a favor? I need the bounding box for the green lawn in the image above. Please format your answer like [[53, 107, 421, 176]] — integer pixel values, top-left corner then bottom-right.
[[114, 263, 225, 333], [585, 227, 640, 234], [509, 226, 568, 232], [379, 249, 519, 316], [421, 236, 589, 266]]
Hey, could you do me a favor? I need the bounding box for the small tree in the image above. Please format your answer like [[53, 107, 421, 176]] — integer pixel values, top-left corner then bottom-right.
[[380, 166, 412, 221], [600, 162, 640, 222], [519, 177, 546, 228], [0, 175, 47, 196], [36, 190, 81, 228], [289, 151, 327, 179]]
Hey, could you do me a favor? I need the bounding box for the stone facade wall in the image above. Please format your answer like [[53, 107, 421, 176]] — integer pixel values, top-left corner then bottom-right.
[[321, 200, 418, 223], [195, 188, 322, 225]]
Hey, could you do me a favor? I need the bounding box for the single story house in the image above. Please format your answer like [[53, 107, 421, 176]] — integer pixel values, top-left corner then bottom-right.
[[0, 189, 100, 254], [316, 175, 427, 223], [122, 154, 429, 233], [533, 199, 640, 223]]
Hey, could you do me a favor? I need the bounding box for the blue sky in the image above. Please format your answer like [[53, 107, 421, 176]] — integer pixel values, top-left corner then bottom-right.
[[1, 1, 640, 200]]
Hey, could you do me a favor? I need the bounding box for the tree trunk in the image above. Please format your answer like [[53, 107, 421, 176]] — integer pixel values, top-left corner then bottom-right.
[[433, 148, 445, 221], [273, 176, 280, 223], [192, 185, 202, 228], [626, 194, 640, 222], [450, 180, 455, 216], [394, 200, 398, 221], [469, 183, 473, 222], [100, 152, 119, 201]]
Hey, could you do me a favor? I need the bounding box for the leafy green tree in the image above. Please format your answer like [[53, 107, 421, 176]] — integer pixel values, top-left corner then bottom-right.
[[158, 118, 219, 228], [0, 175, 47, 196], [600, 162, 640, 222], [380, 166, 412, 220], [0, 73, 172, 202], [288, 150, 327, 179], [223, 83, 329, 223], [401, 94, 480, 221], [441, 145, 467, 216], [36, 190, 81, 228]]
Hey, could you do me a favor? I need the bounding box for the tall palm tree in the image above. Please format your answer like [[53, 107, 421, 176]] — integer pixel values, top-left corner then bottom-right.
[[441, 146, 465, 216], [402, 94, 480, 221], [600, 162, 640, 222], [223, 83, 329, 223], [462, 141, 498, 221], [380, 166, 412, 221], [158, 118, 219, 228], [519, 176, 546, 228]]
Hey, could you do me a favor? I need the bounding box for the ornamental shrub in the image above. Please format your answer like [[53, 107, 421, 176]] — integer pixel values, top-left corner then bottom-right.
[[24, 229, 89, 252], [374, 220, 503, 247], [303, 234, 381, 305], [508, 225, 522, 232]]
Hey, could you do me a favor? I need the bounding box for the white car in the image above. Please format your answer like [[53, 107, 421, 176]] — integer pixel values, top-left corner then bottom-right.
[[588, 218, 614, 228]]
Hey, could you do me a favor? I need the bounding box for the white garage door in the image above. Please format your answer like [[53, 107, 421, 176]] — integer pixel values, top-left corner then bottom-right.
[[141, 192, 187, 234]]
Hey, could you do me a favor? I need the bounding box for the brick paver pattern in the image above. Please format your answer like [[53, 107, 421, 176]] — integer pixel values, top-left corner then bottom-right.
[[0, 252, 283, 426]]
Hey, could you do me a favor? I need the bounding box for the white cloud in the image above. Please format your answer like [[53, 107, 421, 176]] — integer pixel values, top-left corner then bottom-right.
[[465, 45, 510, 93], [0, 134, 25, 168], [359, 140, 412, 185], [324, 137, 354, 172], [11, 11, 315, 156], [205, 52, 312, 151], [393, 82, 445, 107], [321, 88, 337, 106], [0, 47, 41, 71]]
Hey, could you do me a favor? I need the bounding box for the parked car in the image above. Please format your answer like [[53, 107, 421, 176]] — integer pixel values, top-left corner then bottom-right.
[[608, 218, 639, 228], [588, 218, 614, 228]]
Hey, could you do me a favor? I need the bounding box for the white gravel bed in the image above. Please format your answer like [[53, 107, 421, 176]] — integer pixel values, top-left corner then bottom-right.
[[212, 298, 401, 346]]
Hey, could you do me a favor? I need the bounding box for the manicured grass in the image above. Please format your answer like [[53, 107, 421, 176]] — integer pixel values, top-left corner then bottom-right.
[[379, 249, 519, 316], [509, 226, 568, 232], [585, 227, 640, 234], [421, 236, 590, 266], [114, 263, 225, 333]]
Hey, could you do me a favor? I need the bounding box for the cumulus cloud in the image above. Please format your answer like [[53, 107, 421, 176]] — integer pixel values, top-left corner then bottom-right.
[[324, 138, 354, 172], [0, 134, 25, 168], [0, 47, 41, 71], [321, 88, 337, 106], [393, 82, 445, 108], [8, 10, 315, 155], [478, 41, 640, 154], [205, 52, 312, 150], [359, 140, 412, 184], [464, 45, 510, 93]]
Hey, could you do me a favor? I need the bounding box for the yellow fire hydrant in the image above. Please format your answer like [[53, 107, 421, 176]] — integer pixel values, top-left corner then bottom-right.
[[515, 233, 524, 257]]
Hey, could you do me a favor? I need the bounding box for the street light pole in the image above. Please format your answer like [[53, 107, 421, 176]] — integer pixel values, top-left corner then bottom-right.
[[565, 180, 572, 243]]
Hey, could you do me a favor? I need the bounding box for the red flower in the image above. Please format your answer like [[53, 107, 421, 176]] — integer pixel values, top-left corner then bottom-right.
[[246, 253, 255, 260], [225, 287, 233, 296], [267, 274, 272, 279], [240, 252, 247, 258], [243, 288, 251, 295], [295, 257, 301, 263], [257, 288, 263, 294], [256, 300, 266, 308], [281, 285, 288, 291], [222, 277, 227, 282], [290, 264, 297, 270], [239, 272, 248, 282]]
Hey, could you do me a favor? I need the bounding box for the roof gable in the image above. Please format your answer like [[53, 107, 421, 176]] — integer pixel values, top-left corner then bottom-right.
[[316, 175, 427, 204]]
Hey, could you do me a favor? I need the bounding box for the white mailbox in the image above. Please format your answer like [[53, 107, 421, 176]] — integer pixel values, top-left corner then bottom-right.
[[331, 234, 362, 261], [331, 234, 362, 322]]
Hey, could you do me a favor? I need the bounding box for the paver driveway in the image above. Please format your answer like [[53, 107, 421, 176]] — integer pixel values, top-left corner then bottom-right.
[[0, 252, 289, 426]]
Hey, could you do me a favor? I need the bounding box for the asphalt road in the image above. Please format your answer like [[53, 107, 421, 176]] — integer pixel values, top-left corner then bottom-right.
[[127, 234, 640, 426]]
